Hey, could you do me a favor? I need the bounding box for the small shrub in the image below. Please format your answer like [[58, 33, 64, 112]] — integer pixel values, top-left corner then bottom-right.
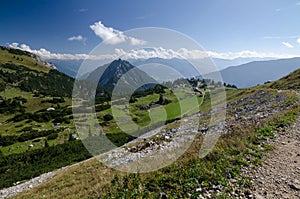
[[103, 114, 113, 121]]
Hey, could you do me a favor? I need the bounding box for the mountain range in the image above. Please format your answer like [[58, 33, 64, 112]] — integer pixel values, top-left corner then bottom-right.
[[1, 46, 300, 198], [214, 57, 300, 88], [1, 45, 299, 91], [50, 57, 276, 79], [51, 56, 300, 89]]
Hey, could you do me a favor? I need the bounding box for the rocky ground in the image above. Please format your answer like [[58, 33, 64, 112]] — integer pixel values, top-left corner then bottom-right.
[[244, 115, 300, 199], [0, 169, 60, 198], [100, 91, 292, 171], [0, 90, 298, 198]]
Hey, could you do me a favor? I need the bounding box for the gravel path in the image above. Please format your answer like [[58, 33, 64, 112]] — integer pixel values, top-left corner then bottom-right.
[[246, 116, 300, 199], [0, 169, 61, 199]]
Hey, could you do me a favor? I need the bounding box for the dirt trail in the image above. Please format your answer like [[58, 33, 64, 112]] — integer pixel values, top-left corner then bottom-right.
[[248, 116, 300, 199]]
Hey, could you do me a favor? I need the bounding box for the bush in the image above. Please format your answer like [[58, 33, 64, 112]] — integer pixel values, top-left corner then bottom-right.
[[103, 114, 113, 121], [46, 133, 59, 140]]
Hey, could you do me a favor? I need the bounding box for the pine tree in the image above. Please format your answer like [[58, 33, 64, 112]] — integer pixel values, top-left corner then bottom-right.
[[45, 140, 49, 147], [88, 126, 92, 137]]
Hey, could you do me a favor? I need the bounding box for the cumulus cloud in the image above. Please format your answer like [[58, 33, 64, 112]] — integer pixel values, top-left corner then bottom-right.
[[8, 43, 299, 61], [282, 42, 294, 48], [7, 42, 109, 60], [297, 37, 300, 45], [116, 48, 299, 60], [90, 21, 146, 45], [68, 35, 86, 45], [9, 42, 19, 49], [115, 48, 182, 60]]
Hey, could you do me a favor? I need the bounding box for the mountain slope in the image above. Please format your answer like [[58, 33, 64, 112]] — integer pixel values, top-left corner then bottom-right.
[[0, 46, 74, 97], [210, 57, 300, 88], [87, 59, 157, 93], [0, 46, 54, 73], [212, 57, 276, 70], [269, 68, 300, 90], [9, 65, 300, 198], [0, 47, 92, 191]]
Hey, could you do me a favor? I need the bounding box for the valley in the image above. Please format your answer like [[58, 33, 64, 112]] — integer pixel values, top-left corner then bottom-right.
[[0, 46, 299, 198]]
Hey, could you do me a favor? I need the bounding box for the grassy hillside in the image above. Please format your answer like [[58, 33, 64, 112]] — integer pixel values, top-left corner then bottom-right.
[[0, 48, 88, 189], [13, 87, 299, 198], [0, 47, 74, 97], [11, 68, 300, 198], [0, 46, 50, 73], [269, 68, 300, 90], [1, 50, 299, 197], [0, 63, 74, 97], [0, 47, 208, 189]]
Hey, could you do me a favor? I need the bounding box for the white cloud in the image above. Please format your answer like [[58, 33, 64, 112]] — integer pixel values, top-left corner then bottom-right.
[[114, 47, 299, 60], [205, 50, 297, 59], [9, 42, 19, 49], [7, 43, 109, 60], [8, 43, 299, 61], [89, 21, 146, 45], [129, 37, 146, 45], [68, 35, 85, 41], [297, 37, 300, 45], [282, 42, 294, 48]]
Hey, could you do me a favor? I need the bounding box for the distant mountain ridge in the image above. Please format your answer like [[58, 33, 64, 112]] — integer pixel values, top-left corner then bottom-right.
[[212, 57, 276, 70], [50, 57, 276, 78], [48, 59, 82, 77], [17, 45, 299, 89], [130, 57, 202, 80], [207, 57, 300, 88]]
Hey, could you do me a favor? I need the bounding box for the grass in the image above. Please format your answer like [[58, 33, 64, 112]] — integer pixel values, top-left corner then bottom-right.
[[1, 86, 203, 157], [1, 129, 73, 156], [12, 88, 300, 198], [0, 48, 50, 73], [100, 88, 203, 136], [269, 68, 300, 90], [0, 87, 34, 99], [2, 65, 300, 196], [0, 88, 75, 156]]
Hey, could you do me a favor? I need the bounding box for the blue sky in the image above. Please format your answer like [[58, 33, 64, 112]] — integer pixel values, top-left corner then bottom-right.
[[1, 0, 300, 60]]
